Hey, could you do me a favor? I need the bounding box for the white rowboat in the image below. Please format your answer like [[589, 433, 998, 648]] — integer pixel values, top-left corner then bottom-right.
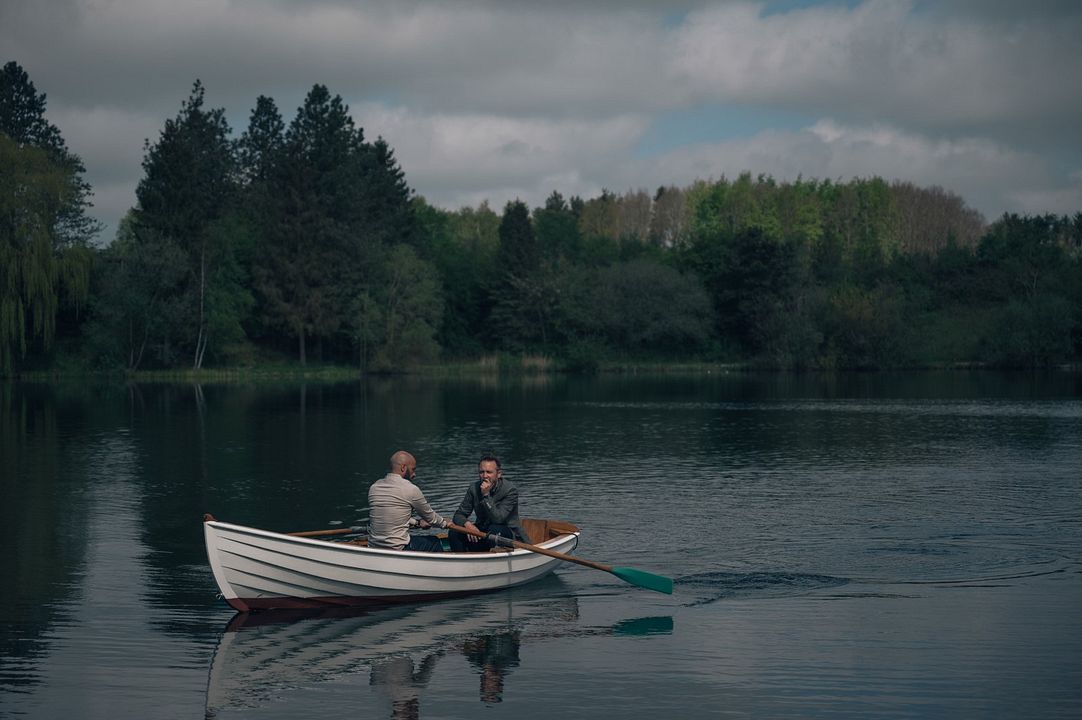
[[203, 516, 581, 611]]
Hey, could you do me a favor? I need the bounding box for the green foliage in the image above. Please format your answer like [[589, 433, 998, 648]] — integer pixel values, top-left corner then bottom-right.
[[818, 283, 910, 369], [577, 189, 618, 247], [822, 177, 898, 277], [495, 200, 539, 273], [984, 295, 1073, 367], [0, 62, 96, 374], [1, 62, 65, 151], [81, 213, 188, 369], [489, 200, 556, 349], [559, 339, 603, 374], [418, 199, 497, 356], [356, 244, 443, 371], [202, 214, 256, 365], [237, 95, 285, 189], [134, 80, 240, 369], [648, 185, 689, 248], [534, 191, 582, 263], [977, 214, 1071, 299], [562, 258, 713, 355], [249, 85, 369, 363], [7, 64, 1082, 373], [732, 229, 798, 353], [246, 84, 419, 366], [359, 138, 418, 248], [685, 225, 803, 359], [966, 214, 1077, 366], [908, 305, 988, 365], [488, 262, 565, 352], [136, 81, 235, 244], [775, 178, 824, 249]]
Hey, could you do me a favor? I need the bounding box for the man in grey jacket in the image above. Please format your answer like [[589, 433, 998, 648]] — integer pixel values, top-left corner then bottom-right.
[[367, 450, 448, 552], [449, 454, 530, 552]]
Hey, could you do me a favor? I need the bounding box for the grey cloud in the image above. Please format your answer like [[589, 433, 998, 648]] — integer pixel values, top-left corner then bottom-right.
[[48, 105, 159, 184], [916, 0, 1082, 22], [5, 0, 675, 117], [671, 1, 1082, 147], [3, 0, 1079, 240]]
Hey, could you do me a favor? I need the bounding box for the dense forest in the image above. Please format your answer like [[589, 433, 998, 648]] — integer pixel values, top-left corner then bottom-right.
[[3, 61, 1081, 375]]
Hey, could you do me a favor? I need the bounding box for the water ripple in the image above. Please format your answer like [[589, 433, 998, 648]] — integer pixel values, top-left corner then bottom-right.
[[677, 571, 850, 606]]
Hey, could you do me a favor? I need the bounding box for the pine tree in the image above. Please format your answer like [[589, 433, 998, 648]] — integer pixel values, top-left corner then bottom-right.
[[489, 200, 555, 349], [253, 85, 367, 364], [134, 80, 239, 369]]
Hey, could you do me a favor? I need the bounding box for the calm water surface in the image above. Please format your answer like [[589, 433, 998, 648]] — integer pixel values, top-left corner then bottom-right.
[[2, 372, 1081, 718]]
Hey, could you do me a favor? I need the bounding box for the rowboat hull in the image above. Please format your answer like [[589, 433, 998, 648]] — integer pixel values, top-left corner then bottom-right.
[[203, 518, 581, 611]]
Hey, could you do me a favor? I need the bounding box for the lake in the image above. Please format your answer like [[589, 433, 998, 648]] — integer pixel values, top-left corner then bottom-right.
[[2, 371, 1081, 718]]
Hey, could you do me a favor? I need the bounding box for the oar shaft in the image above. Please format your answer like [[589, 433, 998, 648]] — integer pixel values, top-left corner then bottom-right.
[[446, 522, 612, 573]]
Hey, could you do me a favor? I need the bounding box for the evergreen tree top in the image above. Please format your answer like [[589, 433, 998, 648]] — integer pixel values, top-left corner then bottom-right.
[[0, 60, 66, 155]]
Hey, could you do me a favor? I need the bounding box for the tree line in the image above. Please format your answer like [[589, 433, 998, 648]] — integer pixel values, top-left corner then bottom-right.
[[2, 61, 1081, 375]]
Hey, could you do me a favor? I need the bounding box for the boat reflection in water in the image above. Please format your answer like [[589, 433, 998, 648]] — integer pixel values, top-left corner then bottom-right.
[[367, 629, 523, 717], [205, 578, 672, 718], [368, 650, 442, 720], [460, 630, 520, 705], [450, 615, 671, 707]]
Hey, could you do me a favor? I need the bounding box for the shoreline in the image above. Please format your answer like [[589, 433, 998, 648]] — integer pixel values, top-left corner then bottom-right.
[[6, 358, 1081, 384]]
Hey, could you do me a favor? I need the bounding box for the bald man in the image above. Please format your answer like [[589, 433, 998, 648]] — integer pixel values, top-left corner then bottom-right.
[[367, 451, 449, 552]]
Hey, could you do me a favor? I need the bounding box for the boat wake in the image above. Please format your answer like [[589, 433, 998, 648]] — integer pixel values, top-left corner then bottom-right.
[[676, 571, 849, 606]]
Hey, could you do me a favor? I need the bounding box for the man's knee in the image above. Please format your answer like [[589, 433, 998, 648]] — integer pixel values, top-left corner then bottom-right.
[[488, 524, 513, 540], [448, 532, 469, 552], [406, 535, 444, 552], [449, 529, 491, 553]]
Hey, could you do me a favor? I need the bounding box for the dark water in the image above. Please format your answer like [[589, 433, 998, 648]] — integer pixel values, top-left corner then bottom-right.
[[2, 372, 1081, 719]]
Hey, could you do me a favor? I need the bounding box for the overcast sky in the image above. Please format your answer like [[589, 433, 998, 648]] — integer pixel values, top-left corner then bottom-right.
[[3, 0, 1081, 241]]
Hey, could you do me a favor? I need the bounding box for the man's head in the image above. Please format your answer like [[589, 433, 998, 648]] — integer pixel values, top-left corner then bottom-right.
[[478, 454, 502, 485], [390, 450, 417, 480]]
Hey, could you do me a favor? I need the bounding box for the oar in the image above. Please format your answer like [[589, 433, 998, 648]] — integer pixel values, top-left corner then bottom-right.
[[288, 526, 366, 538], [447, 522, 673, 595]]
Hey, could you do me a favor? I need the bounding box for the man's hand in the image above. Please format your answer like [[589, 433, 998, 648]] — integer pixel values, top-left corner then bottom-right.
[[417, 518, 431, 529], [465, 520, 481, 543], [480, 479, 493, 496]]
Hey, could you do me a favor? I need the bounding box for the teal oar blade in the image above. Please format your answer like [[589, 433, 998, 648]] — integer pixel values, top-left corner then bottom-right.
[[447, 522, 674, 595], [612, 615, 674, 636], [611, 567, 673, 595]]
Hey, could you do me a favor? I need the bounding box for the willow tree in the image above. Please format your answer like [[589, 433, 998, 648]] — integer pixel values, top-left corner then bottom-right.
[[0, 61, 96, 373]]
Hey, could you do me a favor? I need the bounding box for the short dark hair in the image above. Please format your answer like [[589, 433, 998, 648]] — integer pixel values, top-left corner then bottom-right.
[[478, 453, 501, 469]]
